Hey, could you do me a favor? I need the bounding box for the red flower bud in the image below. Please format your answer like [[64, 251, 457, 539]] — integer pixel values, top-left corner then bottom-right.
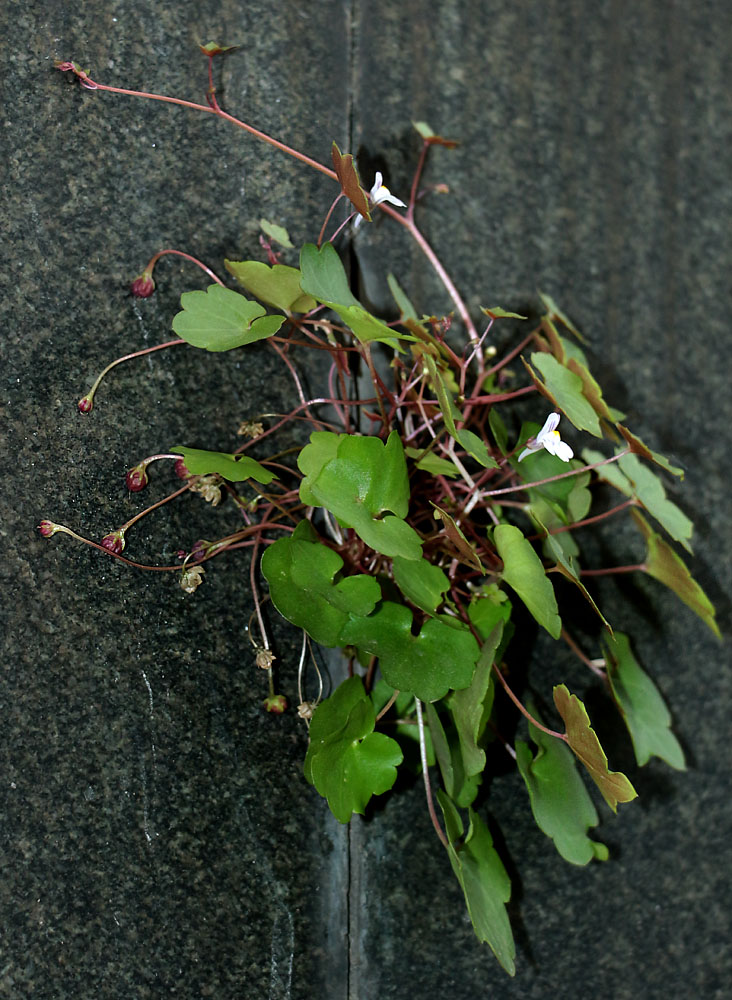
[[174, 459, 191, 480], [78, 396, 93, 413], [126, 462, 149, 492], [263, 694, 288, 715], [38, 519, 60, 538], [130, 270, 156, 298], [101, 529, 126, 555]]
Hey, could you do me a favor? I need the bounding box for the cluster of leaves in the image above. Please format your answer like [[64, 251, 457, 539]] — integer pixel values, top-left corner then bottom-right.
[[52, 57, 719, 973], [164, 213, 717, 973]]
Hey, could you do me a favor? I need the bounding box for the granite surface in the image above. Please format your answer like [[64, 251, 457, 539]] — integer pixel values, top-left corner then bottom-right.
[[2, 2, 730, 998]]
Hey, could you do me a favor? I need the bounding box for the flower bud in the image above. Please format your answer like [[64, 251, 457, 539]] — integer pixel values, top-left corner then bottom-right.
[[189, 539, 211, 563], [125, 462, 149, 492], [263, 694, 287, 714], [78, 396, 93, 414], [130, 270, 155, 298], [38, 519, 61, 538], [101, 529, 126, 555], [174, 459, 191, 480], [297, 701, 315, 721]]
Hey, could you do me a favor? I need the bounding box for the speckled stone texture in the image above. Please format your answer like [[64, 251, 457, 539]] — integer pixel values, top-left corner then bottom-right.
[[2, 2, 730, 999]]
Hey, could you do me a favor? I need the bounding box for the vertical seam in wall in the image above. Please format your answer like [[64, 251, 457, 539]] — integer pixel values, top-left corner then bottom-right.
[[345, 0, 360, 986], [345, 3, 360, 996]]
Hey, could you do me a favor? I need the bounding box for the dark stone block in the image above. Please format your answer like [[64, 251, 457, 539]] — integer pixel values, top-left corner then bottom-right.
[[3, 2, 730, 997]]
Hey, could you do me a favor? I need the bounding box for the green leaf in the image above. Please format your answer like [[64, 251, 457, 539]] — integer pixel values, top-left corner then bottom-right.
[[261, 521, 381, 647], [171, 284, 284, 351], [565, 356, 616, 424], [488, 408, 509, 455], [426, 703, 481, 808], [300, 242, 358, 307], [468, 587, 513, 641], [298, 431, 423, 560], [259, 218, 294, 249], [392, 555, 450, 614], [603, 632, 686, 770], [332, 142, 371, 220], [523, 353, 602, 436], [618, 452, 693, 552], [405, 446, 460, 479], [538, 291, 585, 342], [297, 431, 341, 505], [299, 244, 410, 349], [341, 602, 479, 702], [334, 303, 408, 348], [516, 712, 609, 865], [632, 511, 720, 638], [304, 676, 403, 823], [553, 684, 637, 812], [585, 448, 692, 552], [224, 260, 316, 313], [617, 424, 684, 478], [437, 792, 515, 975], [412, 121, 459, 148], [172, 446, 275, 485], [480, 306, 528, 320], [450, 624, 502, 777], [493, 524, 561, 638], [387, 273, 418, 320], [530, 514, 612, 632]]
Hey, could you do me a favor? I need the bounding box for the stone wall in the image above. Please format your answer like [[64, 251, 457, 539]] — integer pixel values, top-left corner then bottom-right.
[[2, 2, 730, 997]]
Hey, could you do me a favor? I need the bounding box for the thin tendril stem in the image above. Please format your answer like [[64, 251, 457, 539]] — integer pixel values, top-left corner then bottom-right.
[[415, 699, 449, 848]]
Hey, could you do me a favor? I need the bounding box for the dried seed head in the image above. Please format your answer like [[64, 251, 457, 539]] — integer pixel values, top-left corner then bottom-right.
[[255, 647, 276, 671]]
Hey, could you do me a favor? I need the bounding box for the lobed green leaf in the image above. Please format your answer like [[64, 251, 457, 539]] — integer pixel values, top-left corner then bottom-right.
[[392, 555, 450, 614], [224, 259, 316, 313], [437, 792, 516, 976], [171, 284, 284, 351], [516, 711, 609, 865], [298, 431, 423, 560], [304, 676, 402, 823], [493, 523, 561, 638], [261, 521, 381, 647], [172, 446, 275, 485], [603, 632, 685, 769], [553, 684, 637, 812], [523, 353, 602, 436], [632, 511, 720, 638], [341, 602, 479, 702]]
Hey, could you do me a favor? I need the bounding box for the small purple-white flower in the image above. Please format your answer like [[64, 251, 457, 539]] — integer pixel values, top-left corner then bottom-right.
[[518, 412, 574, 463], [354, 172, 407, 228], [368, 172, 407, 211]]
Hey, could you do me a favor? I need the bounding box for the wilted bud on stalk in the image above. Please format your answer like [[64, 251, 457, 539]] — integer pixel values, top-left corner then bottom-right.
[[38, 519, 61, 538], [78, 395, 93, 414]]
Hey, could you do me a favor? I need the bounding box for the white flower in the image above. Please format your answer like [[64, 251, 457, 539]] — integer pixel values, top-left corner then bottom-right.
[[518, 412, 574, 462], [354, 172, 407, 228], [368, 171, 407, 210]]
